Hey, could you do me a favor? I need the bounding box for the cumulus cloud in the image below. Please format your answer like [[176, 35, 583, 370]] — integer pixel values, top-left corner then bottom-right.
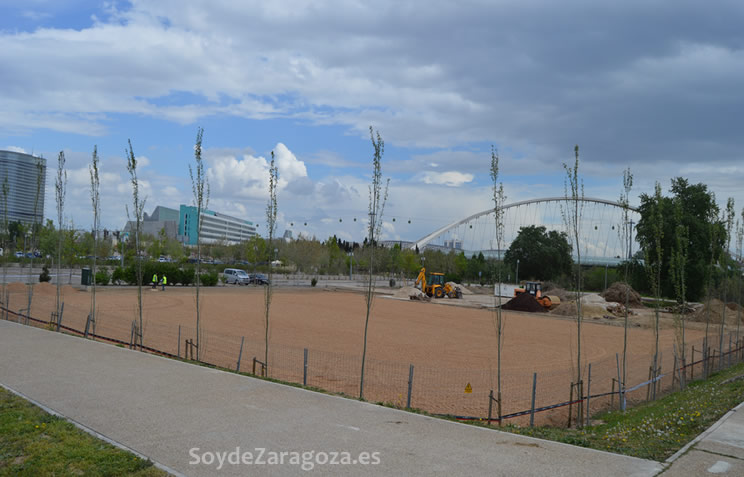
[[416, 171, 474, 187], [206, 142, 310, 200], [5, 146, 27, 153]]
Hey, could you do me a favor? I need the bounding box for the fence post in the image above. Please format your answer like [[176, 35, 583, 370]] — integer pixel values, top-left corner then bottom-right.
[[177, 326, 181, 358], [497, 389, 503, 427], [585, 364, 591, 428], [672, 355, 678, 391], [487, 390, 494, 426], [84, 313, 91, 338], [691, 346, 695, 381], [646, 366, 653, 401], [530, 372, 537, 428], [304, 348, 308, 386], [615, 353, 624, 411], [568, 383, 574, 428], [56, 302, 64, 332], [729, 334, 732, 368], [252, 356, 257, 375], [610, 379, 616, 410], [236, 336, 245, 372], [406, 364, 414, 409]]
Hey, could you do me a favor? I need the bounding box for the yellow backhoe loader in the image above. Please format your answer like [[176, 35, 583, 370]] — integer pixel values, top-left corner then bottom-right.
[[513, 281, 560, 309], [415, 267, 462, 299]]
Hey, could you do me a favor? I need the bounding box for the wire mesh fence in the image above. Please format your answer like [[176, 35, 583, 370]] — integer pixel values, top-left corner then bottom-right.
[[2, 286, 743, 428]]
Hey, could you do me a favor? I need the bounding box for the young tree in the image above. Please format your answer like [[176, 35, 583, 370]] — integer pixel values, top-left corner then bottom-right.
[[26, 156, 44, 322], [89, 146, 101, 336], [561, 145, 585, 414], [669, 196, 689, 382], [718, 198, 735, 369], [55, 151, 67, 321], [126, 141, 146, 350], [359, 127, 389, 399], [264, 151, 278, 370], [189, 127, 209, 360], [490, 146, 507, 425], [1, 175, 8, 318], [703, 197, 721, 356], [619, 167, 633, 409], [735, 211, 743, 347], [644, 182, 664, 393]]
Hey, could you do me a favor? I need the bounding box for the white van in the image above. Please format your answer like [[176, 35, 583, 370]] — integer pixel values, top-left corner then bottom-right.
[[223, 268, 251, 285]]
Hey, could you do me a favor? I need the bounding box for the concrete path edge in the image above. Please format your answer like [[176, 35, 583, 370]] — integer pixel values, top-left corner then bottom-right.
[[0, 381, 186, 477]]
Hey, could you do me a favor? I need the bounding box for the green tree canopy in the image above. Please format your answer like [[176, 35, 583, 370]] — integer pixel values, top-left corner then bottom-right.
[[503, 225, 573, 281], [636, 177, 724, 302]]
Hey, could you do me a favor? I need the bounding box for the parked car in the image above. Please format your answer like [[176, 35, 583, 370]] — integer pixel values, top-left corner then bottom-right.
[[252, 273, 270, 285], [223, 268, 251, 285], [15, 251, 24, 258]]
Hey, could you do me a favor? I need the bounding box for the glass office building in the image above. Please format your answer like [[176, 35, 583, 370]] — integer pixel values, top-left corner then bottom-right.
[[0, 150, 46, 226]]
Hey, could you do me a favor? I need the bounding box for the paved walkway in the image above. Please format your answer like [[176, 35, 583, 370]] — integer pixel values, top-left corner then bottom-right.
[[663, 400, 744, 475], [0, 320, 666, 476]]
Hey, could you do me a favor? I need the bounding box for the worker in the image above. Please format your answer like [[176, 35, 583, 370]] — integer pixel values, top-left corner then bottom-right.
[[152, 273, 158, 289], [161, 274, 167, 291]]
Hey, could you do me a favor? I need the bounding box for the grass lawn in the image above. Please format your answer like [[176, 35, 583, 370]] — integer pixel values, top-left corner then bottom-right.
[[499, 361, 744, 461], [0, 387, 169, 476]]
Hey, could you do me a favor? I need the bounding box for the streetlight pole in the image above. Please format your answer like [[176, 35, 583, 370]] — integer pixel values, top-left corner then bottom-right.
[[349, 251, 353, 280], [605, 263, 608, 290], [516, 259, 520, 285]]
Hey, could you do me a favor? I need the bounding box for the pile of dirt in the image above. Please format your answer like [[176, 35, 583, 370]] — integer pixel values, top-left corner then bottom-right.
[[600, 282, 642, 307], [393, 287, 426, 300], [542, 282, 571, 303], [550, 293, 630, 319], [552, 301, 610, 319], [501, 293, 547, 313], [690, 299, 743, 325], [446, 282, 472, 295]]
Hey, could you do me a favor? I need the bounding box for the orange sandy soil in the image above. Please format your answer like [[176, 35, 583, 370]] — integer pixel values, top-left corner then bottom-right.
[[4, 282, 713, 424]]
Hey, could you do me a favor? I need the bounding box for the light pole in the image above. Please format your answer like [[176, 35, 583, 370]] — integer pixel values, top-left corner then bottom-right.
[[348, 251, 353, 280], [516, 259, 520, 285], [604, 263, 609, 290]]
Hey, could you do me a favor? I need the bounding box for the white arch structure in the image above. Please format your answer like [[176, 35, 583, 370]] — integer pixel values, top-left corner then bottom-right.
[[411, 196, 640, 253]]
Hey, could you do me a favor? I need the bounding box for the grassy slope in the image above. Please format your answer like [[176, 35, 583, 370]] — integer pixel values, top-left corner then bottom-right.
[[0, 388, 168, 476], [500, 362, 744, 461]]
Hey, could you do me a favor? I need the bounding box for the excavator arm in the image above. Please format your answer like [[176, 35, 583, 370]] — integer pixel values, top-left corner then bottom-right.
[[415, 267, 427, 292]]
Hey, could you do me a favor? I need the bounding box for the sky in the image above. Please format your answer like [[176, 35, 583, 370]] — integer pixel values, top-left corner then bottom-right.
[[1, 0, 743, 245]]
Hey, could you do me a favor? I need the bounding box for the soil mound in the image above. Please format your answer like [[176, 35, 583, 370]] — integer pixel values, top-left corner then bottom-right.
[[601, 282, 642, 307], [393, 287, 426, 299], [501, 293, 546, 313], [552, 301, 611, 319], [690, 299, 743, 325], [446, 282, 472, 295], [542, 282, 571, 302]]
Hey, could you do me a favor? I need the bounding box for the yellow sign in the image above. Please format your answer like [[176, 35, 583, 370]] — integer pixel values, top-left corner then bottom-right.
[[464, 383, 472, 394]]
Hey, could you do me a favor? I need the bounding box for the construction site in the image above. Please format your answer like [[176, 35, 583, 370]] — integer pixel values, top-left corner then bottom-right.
[[4, 277, 740, 426]]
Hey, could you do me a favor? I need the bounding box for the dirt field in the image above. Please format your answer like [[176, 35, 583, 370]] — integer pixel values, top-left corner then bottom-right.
[[4, 282, 718, 424]]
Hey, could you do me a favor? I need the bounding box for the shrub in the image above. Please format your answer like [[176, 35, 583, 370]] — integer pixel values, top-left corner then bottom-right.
[[95, 269, 110, 286], [179, 267, 195, 286], [311, 277, 317, 287], [111, 266, 125, 285], [39, 265, 51, 283], [198, 271, 219, 286]]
